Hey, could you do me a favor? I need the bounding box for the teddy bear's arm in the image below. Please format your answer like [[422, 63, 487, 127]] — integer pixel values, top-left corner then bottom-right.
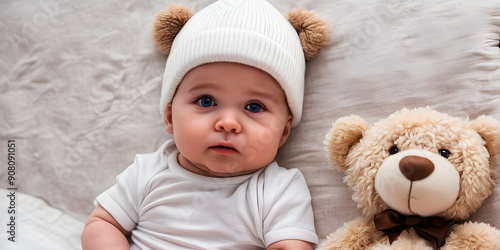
[[318, 217, 386, 250], [441, 222, 500, 250]]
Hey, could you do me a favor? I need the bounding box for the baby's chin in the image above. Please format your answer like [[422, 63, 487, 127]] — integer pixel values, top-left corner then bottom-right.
[[177, 153, 264, 177], [207, 169, 261, 178]]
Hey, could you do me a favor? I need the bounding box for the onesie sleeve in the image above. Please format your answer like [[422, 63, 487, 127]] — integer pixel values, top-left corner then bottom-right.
[[261, 165, 319, 247], [95, 143, 170, 232]]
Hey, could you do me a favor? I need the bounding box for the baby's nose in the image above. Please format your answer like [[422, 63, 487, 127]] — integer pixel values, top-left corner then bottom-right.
[[215, 113, 242, 133]]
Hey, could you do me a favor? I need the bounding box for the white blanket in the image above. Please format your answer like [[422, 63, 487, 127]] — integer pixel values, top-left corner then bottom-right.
[[0, 189, 84, 249]]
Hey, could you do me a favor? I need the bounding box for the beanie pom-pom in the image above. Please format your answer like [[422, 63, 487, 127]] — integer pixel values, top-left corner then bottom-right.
[[287, 8, 330, 60], [152, 4, 194, 55]]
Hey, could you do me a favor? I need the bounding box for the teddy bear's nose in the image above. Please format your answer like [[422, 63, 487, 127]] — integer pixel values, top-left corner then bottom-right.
[[399, 155, 435, 181]]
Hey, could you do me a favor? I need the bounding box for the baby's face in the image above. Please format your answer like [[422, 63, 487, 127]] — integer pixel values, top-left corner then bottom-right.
[[165, 62, 292, 177]]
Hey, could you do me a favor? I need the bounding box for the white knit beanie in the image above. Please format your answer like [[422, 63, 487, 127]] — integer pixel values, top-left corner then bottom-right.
[[154, 0, 329, 127]]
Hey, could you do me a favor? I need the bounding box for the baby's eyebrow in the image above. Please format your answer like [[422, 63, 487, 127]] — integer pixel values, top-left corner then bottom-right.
[[247, 90, 275, 100], [187, 82, 219, 93]]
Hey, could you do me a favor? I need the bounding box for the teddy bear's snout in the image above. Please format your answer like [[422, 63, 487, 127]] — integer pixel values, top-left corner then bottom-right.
[[376, 149, 461, 216], [399, 156, 434, 181]]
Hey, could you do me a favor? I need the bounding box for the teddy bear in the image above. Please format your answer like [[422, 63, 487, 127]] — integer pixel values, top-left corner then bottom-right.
[[318, 107, 500, 250]]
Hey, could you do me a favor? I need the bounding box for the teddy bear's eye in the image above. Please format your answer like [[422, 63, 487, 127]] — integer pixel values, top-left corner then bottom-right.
[[439, 149, 451, 158], [389, 146, 399, 155]]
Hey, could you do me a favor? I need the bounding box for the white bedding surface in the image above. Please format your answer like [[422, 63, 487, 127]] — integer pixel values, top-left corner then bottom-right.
[[0, 189, 84, 249], [1, 0, 499, 248]]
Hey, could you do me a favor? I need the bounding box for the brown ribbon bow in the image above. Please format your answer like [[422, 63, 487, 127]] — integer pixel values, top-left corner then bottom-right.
[[374, 209, 455, 249]]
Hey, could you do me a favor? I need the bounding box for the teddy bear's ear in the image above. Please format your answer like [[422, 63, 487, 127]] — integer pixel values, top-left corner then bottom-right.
[[152, 4, 194, 55], [325, 115, 369, 172], [287, 8, 330, 60], [470, 115, 500, 166]]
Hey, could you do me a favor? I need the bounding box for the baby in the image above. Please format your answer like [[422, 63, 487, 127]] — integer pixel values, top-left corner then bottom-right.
[[81, 0, 329, 249]]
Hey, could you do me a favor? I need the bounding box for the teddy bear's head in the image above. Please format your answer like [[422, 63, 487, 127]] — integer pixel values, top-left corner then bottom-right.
[[325, 108, 500, 221]]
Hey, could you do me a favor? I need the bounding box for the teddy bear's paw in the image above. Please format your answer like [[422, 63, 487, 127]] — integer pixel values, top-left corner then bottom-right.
[[368, 240, 433, 250], [366, 243, 392, 250], [441, 222, 500, 250], [368, 242, 434, 250], [366, 230, 434, 250], [318, 217, 385, 250]]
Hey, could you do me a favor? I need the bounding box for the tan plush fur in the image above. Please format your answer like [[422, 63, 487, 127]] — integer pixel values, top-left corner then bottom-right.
[[442, 222, 500, 249], [320, 217, 386, 249], [287, 8, 330, 60], [470, 116, 500, 166], [152, 4, 194, 55], [319, 108, 500, 250], [325, 115, 369, 172], [369, 230, 434, 250]]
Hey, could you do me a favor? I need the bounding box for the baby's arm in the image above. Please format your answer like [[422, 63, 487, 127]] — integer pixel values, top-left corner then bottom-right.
[[267, 240, 313, 250], [81, 205, 131, 250]]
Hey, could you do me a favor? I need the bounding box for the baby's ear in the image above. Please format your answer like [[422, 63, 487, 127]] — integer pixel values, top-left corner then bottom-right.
[[164, 103, 174, 134], [287, 8, 330, 60], [152, 4, 194, 55], [325, 115, 369, 173]]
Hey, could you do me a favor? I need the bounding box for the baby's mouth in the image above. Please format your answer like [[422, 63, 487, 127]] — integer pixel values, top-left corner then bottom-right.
[[209, 145, 238, 154]]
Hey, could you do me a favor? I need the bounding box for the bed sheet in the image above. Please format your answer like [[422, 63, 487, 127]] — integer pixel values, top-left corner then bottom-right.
[[0, 189, 84, 249]]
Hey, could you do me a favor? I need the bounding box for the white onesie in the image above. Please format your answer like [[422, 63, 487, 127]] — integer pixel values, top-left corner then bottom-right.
[[97, 140, 318, 249]]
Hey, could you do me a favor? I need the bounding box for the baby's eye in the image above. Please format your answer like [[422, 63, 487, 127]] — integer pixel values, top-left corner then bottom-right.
[[245, 103, 263, 113], [196, 96, 216, 107]]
